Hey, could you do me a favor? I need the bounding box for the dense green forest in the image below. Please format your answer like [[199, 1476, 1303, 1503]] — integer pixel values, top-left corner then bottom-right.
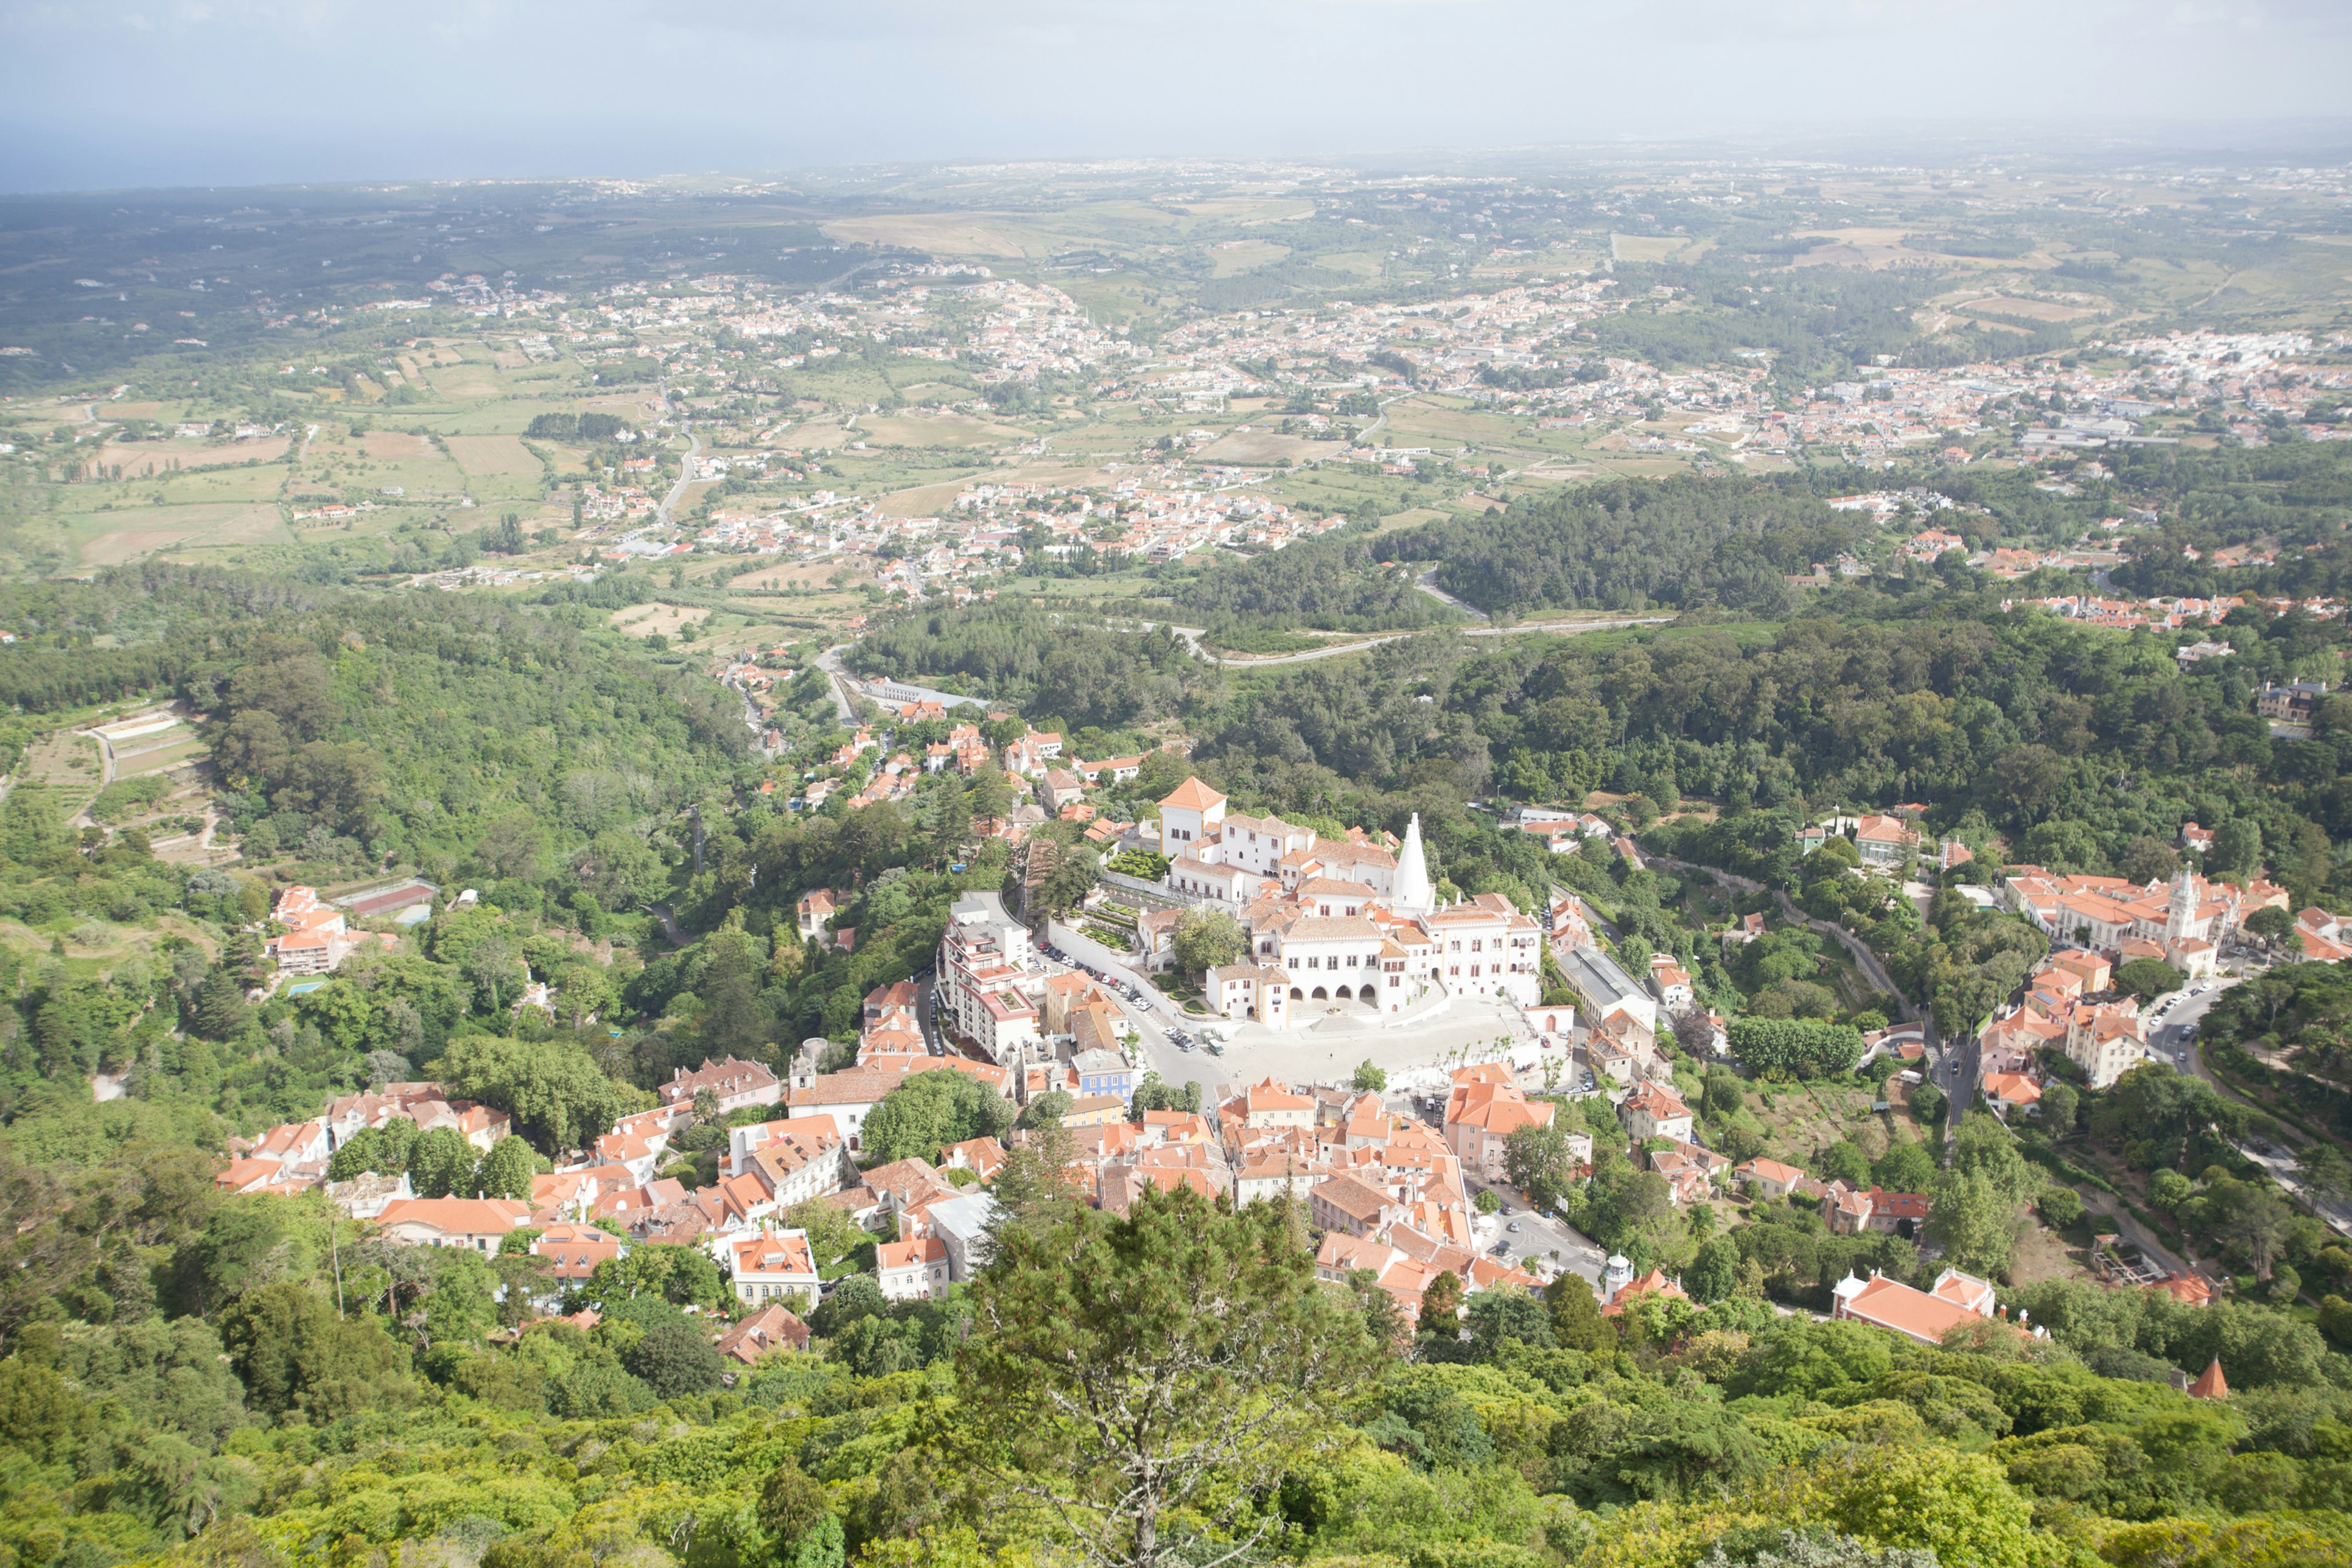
[[1371, 478, 1863, 620], [12, 1145, 2352, 1568], [1174, 531, 1459, 639], [1578, 263, 1961, 383], [0, 567, 752, 885], [845, 606, 1210, 730], [1190, 598, 2350, 892]]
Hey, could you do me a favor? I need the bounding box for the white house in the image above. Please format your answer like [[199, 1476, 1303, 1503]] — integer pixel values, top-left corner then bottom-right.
[[1618, 1082, 1694, 1144], [876, 1235, 952, 1301], [728, 1229, 821, 1308]]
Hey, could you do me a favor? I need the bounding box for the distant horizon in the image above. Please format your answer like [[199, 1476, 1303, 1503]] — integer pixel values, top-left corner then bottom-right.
[[6, 0, 2351, 195], [7, 118, 2352, 202]]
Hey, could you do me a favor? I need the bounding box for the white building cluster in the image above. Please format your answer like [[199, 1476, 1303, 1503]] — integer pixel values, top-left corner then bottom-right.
[[1151, 778, 1544, 1026]]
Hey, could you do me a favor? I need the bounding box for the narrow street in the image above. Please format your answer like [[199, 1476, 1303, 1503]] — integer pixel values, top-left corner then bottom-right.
[[1460, 1170, 1607, 1291]]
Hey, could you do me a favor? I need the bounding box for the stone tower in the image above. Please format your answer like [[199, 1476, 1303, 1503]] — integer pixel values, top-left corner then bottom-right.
[[2165, 865, 2196, 946]]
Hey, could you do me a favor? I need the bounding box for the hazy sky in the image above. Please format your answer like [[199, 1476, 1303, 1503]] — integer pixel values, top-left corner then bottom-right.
[[4, 0, 2351, 192]]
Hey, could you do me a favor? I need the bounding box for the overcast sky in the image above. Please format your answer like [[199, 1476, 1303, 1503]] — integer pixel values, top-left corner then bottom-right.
[[4, 1, 2350, 193]]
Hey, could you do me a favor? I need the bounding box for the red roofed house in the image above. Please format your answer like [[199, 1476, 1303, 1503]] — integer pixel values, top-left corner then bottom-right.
[[1617, 1082, 1694, 1144], [729, 1229, 820, 1309], [1983, 1072, 2043, 1113], [717, 1304, 810, 1365], [265, 886, 368, 975], [1861, 1187, 1931, 1239], [1602, 1268, 1687, 1317], [797, 888, 839, 943], [1853, 815, 1918, 867], [1822, 1184, 1875, 1236], [876, 1235, 952, 1302], [1831, 1267, 1998, 1346], [2149, 1273, 2215, 1308], [941, 1136, 1006, 1182], [1443, 1066, 1559, 1183], [1308, 1172, 1406, 1238], [1735, 1157, 1807, 1200], [530, 1223, 624, 1282], [661, 1055, 782, 1114], [377, 1197, 533, 1251], [249, 1118, 332, 1169], [1224, 1077, 1316, 1133], [214, 1157, 317, 1196], [1155, 775, 1228, 858]]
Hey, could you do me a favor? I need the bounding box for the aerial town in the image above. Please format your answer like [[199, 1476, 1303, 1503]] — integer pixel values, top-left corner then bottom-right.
[[12, 109, 2352, 1566]]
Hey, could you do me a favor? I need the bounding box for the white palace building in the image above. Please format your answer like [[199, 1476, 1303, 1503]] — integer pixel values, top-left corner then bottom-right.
[[1155, 778, 1544, 1030]]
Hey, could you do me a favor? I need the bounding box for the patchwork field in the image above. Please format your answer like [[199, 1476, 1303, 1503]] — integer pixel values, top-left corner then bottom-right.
[[69, 502, 291, 568], [858, 412, 1027, 448], [725, 559, 848, 592], [1610, 233, 1691, 263], [116, 736, 206, 777], [444, 434, 541, 475], [1210, 240, 1292, 277], [428, 367, 502, 401], [820, 214, 1039, 257], [1957, 293, 2109, 323], [361, 431, 435, 461], [1194, 429, 1322, 466], [877, 479, 974, 518], [95, 435, 289, 472], [611, 603, 715, 639], [17, 726, 104, 818]]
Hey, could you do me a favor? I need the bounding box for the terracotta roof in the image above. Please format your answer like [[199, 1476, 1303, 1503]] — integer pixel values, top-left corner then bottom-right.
[[1837, 1270, 1990, 1346], [1447, 1082, 1553, 1137], [1622, 1082, 1691, 1120], [1983, 1072, 2042, 1104], [878, 1236, 951, 1272], [1602, 1268, 1686, 1316], [1160, 777, 1226, 812], [717, 1305, 809, 1364], [1282, 915, 1382, 942], [731, 1232, 816, 1277], [1310, 1172, 1396, 1223], [2188, 1355, 2230, 1399], [1242, 1077, 1314, 1112], [377, 1197, 532, 1235]]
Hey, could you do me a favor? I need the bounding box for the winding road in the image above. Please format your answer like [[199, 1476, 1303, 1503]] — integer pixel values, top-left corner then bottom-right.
[[811, 644, 861, 722], [1132, 612, 1681, 670], [1645, 849, 1920, 1026], [656, 427, 703, 527]]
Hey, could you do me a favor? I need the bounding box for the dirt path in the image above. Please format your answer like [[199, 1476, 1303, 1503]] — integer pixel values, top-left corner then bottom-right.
[[70, 728, 119, 827]]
